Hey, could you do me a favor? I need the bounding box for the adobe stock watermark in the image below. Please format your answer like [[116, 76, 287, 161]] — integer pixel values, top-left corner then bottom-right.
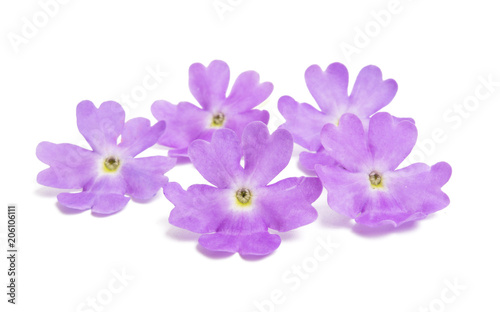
[[339, 0, 413, 63], [7, 0, 71, 53], [213, 0, 245, 21], [250, 235, 340, 312], [119, 65, 169, 114], [403, 74, 499, 166], [76, 266, 134, 312], [418, 278, 466, 312]]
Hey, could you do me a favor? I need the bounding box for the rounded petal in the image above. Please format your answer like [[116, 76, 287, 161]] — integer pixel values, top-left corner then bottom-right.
[[91, 194, 130, 214], [36, 142, 98, 189], [299, 147, 337, 172], [320, 114, 371, 172], [241, 121, 293, 186], [316, 164, 369, 219], [223, 71, 273, 113], [119, 118, 166, 157], [57, 191, 130, 214], [296, 176, 324, 204], [305, 63, 349, 115], [189, 60, 230, 110], [121, 156, 175, 200], [223, 109, 269, 138], [166, 182, 231, 233], [57, 175, 129, 214], [76, 100, 125, 153], [368, 112, 417, 171], [151, 100, 211, 149], [198, 232, 281, 256], [278, 95, 331, 151], [256, 177, 320, 232], [356, 162, 452, 226], [188, 129, 244, 188], [56, 192, 95, 210], [348, 65, 398, 117]]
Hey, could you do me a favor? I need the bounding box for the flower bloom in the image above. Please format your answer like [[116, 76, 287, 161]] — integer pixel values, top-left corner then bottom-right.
[[152, 60, 273, 158], [36, 101, 176, 214], [164, 121, 322, 255], [278, 62, 409, 171], [315, 112, 452, 226]]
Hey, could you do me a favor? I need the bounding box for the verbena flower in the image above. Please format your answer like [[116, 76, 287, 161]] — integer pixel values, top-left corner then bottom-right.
[[316, 112, 452, 227], [164, 121, 322, 256], [152, 60, 273, 158], [278, 62, 410, 171], [36, 101, 175, 214]]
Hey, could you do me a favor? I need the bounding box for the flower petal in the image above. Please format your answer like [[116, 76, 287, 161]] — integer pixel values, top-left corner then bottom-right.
[[76, 100, 125, 153], [278, 95, 331, 151], [198, 232, 281, 256], [320, 114, 371, 172], [168, 147, 188, 158], [188, 128, 244, 188], [56, 192, 94, 210], [368, 112, 418, 171], [189, 60, 230, 111], [121, 156, 175, 200], [36, 142, 98, 189], [356, 162, 452, 226], [348, 65, 398, 117], [151, 100, 210, 149], [166, 182, 231, 233], [119, 118, 166, 157], [256, 177, 320, 232], [223, 71, 273, 113], [241, 121, 293, 186], [296, 176, 324, 204], [57, 175, 129, 214], [316, 164, 369, 219], [305, 63, 349, 115], [91, 194, 130, 214], [223, 109, 270, 138], [299, 147, 337, 172]]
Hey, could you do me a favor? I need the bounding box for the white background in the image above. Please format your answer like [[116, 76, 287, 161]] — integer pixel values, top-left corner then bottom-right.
[[1, 0, 499, 311]]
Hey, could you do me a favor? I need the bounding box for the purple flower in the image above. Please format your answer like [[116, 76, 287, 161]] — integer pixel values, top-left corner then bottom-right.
[[315, 112, 452, 227], [36, 101, 176, 214], [278, 62, 408, 171], [152, 60, 273, 158], [164, 121, 322, 256]]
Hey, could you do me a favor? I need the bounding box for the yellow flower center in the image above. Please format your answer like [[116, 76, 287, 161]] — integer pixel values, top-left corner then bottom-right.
[[235, 188, 252, 206], [369, 171, 383, 189], [103, 156, 120, 172], [211, 112, 225, 127]]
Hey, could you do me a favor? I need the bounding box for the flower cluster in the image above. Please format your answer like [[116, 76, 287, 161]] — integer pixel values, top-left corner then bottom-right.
[[278, 63, 451, 226], [36, 60, 451, 256]]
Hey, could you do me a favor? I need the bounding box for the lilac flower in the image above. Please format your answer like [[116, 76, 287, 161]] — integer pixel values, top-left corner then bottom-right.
[[278, 62, 409, 171], [164, 121, 322, 256], [36, 101, 176, 214], [152, 60, 273, 158], [315, 112, 452, 227]]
